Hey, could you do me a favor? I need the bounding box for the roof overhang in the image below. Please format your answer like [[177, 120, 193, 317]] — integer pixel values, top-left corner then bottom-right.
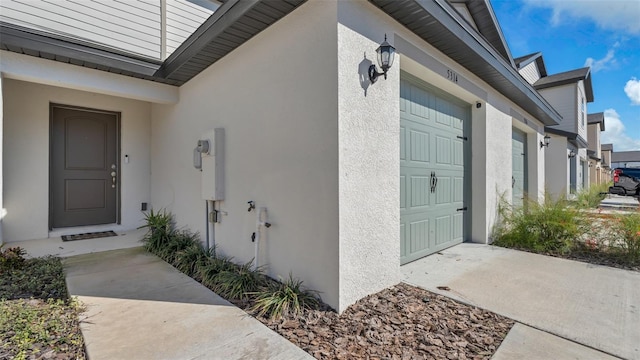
[[535, 67, 594, 102], [587, 150, 601, 161], [514, 52, 547, 77], [545, 126, 588, 148], [587, 112, 605, 131], [368, 0, 561, 126]]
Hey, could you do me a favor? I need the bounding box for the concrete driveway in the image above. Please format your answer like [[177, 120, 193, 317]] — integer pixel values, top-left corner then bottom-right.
[[402, 243, 639, 360]]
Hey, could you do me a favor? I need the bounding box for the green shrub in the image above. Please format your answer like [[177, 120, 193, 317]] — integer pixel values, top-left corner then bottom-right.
[[493, 194, 587, 254], [251, 273, 320, 319], [0, 244, 27, 271], [0, 256, 68, 301], [173, 242, 208, 278], [575, 182, 612, 209], [198, 255, 237, 289], [139, 209, 174, 254], [215, 261, 266, 300], [613, 212, 640, 263]]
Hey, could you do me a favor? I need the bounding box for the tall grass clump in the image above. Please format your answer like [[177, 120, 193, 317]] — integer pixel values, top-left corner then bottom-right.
[[493, 194, 587, 254], [251, 273, 320, 319], [575, 181, 612, 209], [612, 211, 640, 264]]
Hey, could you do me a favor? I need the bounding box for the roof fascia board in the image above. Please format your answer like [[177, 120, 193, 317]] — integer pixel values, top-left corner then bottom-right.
[[0, 22, 161, 76], [154, 0, 259, 78], [409, 0, 561, 125], [479, 0, 515, 68], [0, 50, 178, 104]]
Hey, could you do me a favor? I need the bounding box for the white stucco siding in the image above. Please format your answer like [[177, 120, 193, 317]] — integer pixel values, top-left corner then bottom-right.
[[0, 74, 4, 244], [150, 1, 341, 310], [519, 61, 541, 85], [539, 84, 577, 134], [335, 1, 402, 312], [2, 79, 152, 242], [545, 135, 569, 198]]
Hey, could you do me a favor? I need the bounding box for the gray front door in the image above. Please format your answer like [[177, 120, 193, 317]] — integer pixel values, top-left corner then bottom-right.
[[50, 105, 119, 228], [511, 129, 527, 207], [400, 74, 468, 265]]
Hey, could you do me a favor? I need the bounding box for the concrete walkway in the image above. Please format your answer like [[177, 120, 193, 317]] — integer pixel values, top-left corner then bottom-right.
[[64, 247, 312, 360], [402, 243, 639, 360]]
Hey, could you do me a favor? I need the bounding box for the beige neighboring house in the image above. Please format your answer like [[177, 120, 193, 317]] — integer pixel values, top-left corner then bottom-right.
[[601, 144, 614, 179], [587, 112, 605, 185], [1, 0, 565, 312], [514, 52, 593, 198]]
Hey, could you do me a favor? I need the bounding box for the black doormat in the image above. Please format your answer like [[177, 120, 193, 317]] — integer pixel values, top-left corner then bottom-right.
[[61, 231, 118, 242]]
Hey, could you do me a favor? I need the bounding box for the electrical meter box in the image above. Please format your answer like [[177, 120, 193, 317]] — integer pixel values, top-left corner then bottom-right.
[[200, 128, 225, 200]]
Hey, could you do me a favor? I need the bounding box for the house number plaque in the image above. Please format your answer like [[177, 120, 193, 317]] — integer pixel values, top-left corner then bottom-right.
[[446, 69, 459, 83]]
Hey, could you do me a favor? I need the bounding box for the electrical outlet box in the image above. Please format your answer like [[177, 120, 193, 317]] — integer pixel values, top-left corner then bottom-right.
[[201, 128, 225, 200]]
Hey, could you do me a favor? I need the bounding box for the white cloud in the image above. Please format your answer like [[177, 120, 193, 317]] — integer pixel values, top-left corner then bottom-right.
[[601, 109, 640, 151], [624, 78, 640, 105], [523, 0, 640, 34], [584, 49, 616, 73]]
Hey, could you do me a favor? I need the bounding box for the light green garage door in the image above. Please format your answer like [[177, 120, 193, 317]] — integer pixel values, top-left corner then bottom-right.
[[400, 74, 468, 265], [512, 129, 528, 207]]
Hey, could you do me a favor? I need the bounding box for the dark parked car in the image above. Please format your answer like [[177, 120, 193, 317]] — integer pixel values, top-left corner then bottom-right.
[[610, 168, 640, 196]]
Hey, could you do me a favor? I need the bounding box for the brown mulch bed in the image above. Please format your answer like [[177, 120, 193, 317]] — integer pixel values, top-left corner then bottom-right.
[[255, 283, 514, 360]]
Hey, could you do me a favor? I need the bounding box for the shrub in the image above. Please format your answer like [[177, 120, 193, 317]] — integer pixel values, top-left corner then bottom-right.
[[139, 209, 174, 255], [173, 242, 208, 278], [493, 194, 587, 254], [575, 182, 612, 209], [198, 255, 237, 289], [0, 256, 68, 301], [214, 261, 266, 301], [0, 245, 27, 271], [613, 212, 640, 263], [251, 273, 320, 319]]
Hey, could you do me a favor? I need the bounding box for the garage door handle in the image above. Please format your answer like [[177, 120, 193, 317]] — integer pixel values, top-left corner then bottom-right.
[[430, 172, 437, 193], [512, 176, 515, 188], [457, 207, 467, 212]]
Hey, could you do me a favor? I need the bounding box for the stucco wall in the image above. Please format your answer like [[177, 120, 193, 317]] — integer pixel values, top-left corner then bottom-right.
[[2, 79, 152, 241], [335, 0, 402, 311], [545, 134, 569, 198], [150, 1, 341, 310], [0, 75, 4, 244]]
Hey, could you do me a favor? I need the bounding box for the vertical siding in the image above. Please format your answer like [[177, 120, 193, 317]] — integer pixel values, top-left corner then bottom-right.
[[577, 81, 587, 141], [0, 0, 162, 59], [539, 84, 577, 133], [165, 0, 216, 58], [519, 61, 541, 85]]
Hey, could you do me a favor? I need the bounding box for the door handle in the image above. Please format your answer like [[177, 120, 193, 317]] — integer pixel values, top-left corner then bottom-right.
[[111, 169, 117, 189], [430, 171, 437, 193], [512, 176, 515, 188]]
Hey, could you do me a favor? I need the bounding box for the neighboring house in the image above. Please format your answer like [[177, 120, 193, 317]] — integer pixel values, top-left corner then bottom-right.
[[1, 0, 562, 312], [587, 112, 605, 185], [612, 151, 640, 169], [515, 52, 593, 197], [601, 144, 614, 179]]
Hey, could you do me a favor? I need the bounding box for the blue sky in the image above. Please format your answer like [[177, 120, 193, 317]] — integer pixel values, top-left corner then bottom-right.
[[492, 0, 640, 151]]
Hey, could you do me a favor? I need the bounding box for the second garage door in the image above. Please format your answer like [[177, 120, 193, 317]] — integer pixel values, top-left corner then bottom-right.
[[400, 74, 469, 265]]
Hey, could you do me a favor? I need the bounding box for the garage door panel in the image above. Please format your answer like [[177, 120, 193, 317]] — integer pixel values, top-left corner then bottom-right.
[[435, 215, 452, 245], [410, 129, 431, 163], [435, 97, 452, 127], [400, 175, 407, 210], [410, 218, 431, 253], [453, 177, 464, 202], [435, 176, 451, 205], [435, 135, 451, 165], [410, 176, 431, 208], [400, 223, 407, 257], [453, 140, 464, 166], [410, 84, 431, 120], [453, 213, 463, 241], [400, 126, 406, 161]]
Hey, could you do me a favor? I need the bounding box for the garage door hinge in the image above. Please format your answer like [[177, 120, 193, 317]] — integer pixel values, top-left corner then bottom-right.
[[456, 207, 468, 212], [456, 136, 468, 141]]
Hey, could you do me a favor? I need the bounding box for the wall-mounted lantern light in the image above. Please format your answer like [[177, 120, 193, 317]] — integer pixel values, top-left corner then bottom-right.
[[368, 34, 395, 84], [540, 135, 551, 149], [568, 150, 576, 158], [589, 163, 593, 168]]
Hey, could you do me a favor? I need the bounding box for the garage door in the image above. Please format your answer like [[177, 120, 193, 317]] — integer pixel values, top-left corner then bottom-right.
[[512, 129, 527, 207], [400, 74, 468, 265]]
